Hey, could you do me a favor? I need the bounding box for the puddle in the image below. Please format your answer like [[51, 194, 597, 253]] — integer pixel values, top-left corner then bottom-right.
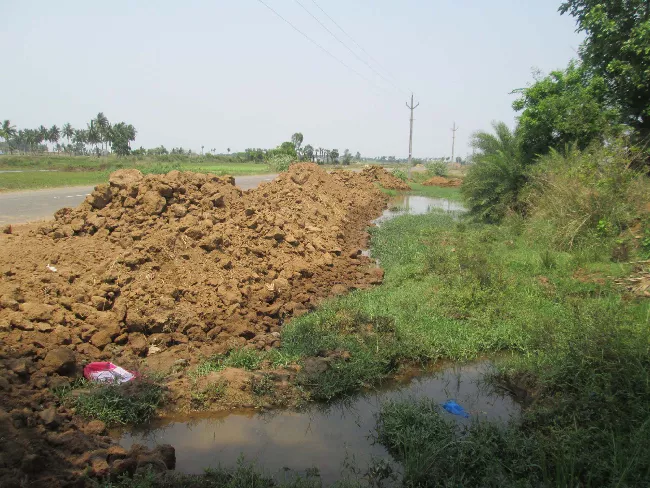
[[362, 195, 465, 258], [118, 362, 518, 485], [374, 195, 465, 225]]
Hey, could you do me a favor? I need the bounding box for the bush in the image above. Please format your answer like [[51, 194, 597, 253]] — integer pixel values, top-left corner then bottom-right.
[[266, 154, 294, 172], [461, 150, 527, 223], [524, 143, 649, 249], [461, 122, 528, 223], [58, 378, 164, 426], [392, 169, 408, 182], [425, 161, 448, 177]]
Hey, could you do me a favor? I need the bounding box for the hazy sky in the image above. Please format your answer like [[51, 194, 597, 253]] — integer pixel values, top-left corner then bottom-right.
[[2, 0, 582, 158]]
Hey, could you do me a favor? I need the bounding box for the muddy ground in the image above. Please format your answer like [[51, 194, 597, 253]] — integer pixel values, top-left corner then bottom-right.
[[422, 176, 462, 187], [0, 164, 405, 487]]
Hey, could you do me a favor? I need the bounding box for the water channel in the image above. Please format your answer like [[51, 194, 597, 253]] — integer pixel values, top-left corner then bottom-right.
[[119, 363, 518, 485], [117, 196, 517, 485]]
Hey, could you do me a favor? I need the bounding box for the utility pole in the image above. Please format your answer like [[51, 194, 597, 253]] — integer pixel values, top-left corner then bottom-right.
[[406, 94, 419, 171], [450, 122, 459, 164]]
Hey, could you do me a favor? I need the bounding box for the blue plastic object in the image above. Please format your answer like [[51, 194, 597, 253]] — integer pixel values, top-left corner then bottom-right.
[[441, 400, 470, 418]]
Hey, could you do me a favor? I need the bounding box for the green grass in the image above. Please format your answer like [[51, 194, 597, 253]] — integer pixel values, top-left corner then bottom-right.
[[99, 459, 325, 488], [55, 377, 164, 426], [0, 170, 112, 191], [408, 183, 463, 200], [276, 203, 650, 485], [0, 155, 271, 191]]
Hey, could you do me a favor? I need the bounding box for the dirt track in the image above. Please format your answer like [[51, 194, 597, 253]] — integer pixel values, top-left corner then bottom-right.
[[0, 164, 406, 487]]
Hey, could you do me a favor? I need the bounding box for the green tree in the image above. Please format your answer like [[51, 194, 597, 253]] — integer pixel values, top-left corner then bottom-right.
[[62, 123, 74, 152], [355, 151, 361, 161], [560, 0, 650, 132], [330, 149, 339, 163], [291, 132, 304, 154], [277, 141, 297, 158], [1, 120, 16, 152], [303, 144, 314, 162], [461, 121, 526, 222], [48, 125, 60, 152], [513, 62, 620, 162], [86, 121, 101, 155], [342, 149, 352, 165], [110, 122, 137, 156], [94, 112, 111, 153]]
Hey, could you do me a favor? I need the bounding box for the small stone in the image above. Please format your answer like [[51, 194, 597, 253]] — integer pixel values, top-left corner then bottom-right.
[[39, 406, 61, 429], [170, 204, 187, 218], [43, 347, 76, 375], [142, 191, 167, 215], [19, 302, 55, 322], [147, 345, 162, 355], [84, 420, 107, 436], [114, 333, 128, 345], [331, 284, 348, 296], [37, 322, 54, 333], [128, 332, 148, 356], [91, 457, 110, 476], [90, 330, 112, 349]]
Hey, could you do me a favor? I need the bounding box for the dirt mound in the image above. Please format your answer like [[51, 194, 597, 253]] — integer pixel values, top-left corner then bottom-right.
[[356, 166, 411, 190], [0, 163, 388, 485], [422, 176, 462, 187]]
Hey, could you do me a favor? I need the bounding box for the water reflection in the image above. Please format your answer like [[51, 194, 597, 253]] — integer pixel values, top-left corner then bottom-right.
[[119, 362, 517, 485], [373, 195, 465, 225]]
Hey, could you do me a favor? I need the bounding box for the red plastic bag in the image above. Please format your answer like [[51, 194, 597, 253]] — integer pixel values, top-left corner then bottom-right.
[[83, 362, 136, 384]]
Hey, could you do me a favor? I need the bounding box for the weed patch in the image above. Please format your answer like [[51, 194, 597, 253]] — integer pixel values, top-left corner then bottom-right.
[[57, 377, 164, 426]]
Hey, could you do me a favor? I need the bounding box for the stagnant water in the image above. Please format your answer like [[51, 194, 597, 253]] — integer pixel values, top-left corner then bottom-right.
[[374, 194, 465, 224], [119, 362, 518, 485], [118, 196, 489, 484]]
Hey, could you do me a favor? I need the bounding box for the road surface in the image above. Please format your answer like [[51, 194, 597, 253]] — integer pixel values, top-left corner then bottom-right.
[[0, 174, 278, 225]]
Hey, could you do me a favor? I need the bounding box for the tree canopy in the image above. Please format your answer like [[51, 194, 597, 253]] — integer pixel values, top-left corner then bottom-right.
[[513, 62, 620, 162], [560, 0, 650, 131]]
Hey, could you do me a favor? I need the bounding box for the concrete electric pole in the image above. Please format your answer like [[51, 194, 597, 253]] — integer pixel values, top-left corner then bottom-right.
[[406, 94, 419, 171], [451, 122, 459, 164]]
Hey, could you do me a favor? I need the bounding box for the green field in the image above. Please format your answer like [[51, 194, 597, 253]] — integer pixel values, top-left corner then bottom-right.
[[0, 155, 271, 191]]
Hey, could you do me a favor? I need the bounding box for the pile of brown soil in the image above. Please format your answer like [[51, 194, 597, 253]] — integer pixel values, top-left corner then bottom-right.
[[0, 163, 388, 486], [422, 176, 462, 187], [358, 166, 411, 190]]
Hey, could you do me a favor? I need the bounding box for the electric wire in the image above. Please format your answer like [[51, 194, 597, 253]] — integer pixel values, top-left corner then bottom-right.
[[293, 0, 407, 96], [256, 0, 386, 95], [309, 0, 412, 94]]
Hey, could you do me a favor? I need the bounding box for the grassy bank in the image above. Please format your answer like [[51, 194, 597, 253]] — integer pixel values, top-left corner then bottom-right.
[[0, 155, 271, 191], [275, 201, 650, 484]]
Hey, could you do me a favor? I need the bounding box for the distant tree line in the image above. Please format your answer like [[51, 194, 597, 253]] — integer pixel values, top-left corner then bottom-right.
[[0, 113, 136, 156], [237, 132, 360, 166]]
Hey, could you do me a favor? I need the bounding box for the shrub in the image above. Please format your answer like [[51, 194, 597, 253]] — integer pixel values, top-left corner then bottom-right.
[[461, 122, 527, 223], [392, 169, 408, 182], [425, 161, 448, 177], [266, 154, 293, 172], [60, 378, 164, 426], [524, 143, 648, 249]]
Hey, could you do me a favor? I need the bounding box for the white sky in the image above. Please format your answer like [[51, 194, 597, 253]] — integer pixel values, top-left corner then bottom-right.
[[1, 0, 582, 159]]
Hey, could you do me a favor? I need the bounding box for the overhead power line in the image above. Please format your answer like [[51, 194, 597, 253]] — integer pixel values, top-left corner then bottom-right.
[[293, 0, 407, 96], [309, 0, 411, 93], [255, 0, 384, 95]]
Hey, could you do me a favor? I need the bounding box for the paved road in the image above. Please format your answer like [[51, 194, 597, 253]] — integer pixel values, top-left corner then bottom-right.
[[0, 174, 278, 225]]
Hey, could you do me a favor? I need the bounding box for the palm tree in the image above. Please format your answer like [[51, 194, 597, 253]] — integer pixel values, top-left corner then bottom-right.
[[62, 123, 74, 152], [461, 121, 525, 222], [94, 112, 110, 153], [48, 125, 60, 152], [87, 121, 101, 155], [73, 129, 87, 155], [1, 120, 16, 153], [36, 126, 48, 153]]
